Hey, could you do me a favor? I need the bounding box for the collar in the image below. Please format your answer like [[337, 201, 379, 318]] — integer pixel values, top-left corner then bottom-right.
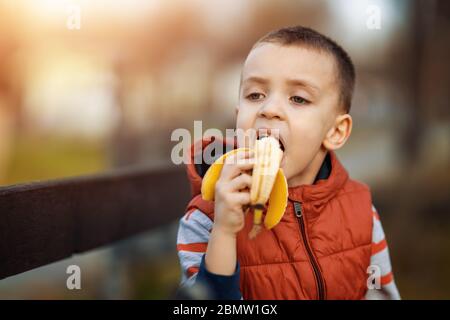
[[287, 150, 348, 216], [314, 152, 331, 183]]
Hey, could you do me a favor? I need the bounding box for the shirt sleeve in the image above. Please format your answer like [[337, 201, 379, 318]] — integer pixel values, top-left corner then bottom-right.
[[176, 208, 243, 300], [365, 205, 401, 300]]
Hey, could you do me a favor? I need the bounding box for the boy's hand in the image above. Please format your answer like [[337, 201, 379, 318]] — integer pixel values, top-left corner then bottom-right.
[[213, 149, 254, 237]]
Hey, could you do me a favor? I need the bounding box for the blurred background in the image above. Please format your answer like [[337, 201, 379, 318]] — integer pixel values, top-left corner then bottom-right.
[[0, 0, 449, 299]]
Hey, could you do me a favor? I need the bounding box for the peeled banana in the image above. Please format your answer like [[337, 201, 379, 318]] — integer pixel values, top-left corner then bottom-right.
[[200, 136, 288, 239], [248, 136, 285, 238]]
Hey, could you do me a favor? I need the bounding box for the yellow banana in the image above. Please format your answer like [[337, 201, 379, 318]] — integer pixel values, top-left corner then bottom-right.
[[200, 137, 288, 239]]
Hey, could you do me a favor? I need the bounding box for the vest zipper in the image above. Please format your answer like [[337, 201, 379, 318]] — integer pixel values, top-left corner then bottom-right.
[[293, 201, 325, 300]]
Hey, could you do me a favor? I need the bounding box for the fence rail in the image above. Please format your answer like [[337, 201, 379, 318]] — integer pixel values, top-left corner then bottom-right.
[[0, 166, 190, 280]]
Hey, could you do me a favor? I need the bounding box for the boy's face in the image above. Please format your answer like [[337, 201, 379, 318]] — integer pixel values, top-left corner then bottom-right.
[[236, 43, 344, 184]]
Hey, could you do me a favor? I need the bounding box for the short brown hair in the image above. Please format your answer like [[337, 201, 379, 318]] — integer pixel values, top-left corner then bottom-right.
[[253, 26, 356, 113]]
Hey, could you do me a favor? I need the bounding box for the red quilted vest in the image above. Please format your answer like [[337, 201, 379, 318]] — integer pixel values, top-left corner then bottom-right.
[[185, 137, 373, 300]]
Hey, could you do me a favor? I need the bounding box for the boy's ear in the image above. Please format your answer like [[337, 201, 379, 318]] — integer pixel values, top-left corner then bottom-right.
[[322, 114, 352, 151]]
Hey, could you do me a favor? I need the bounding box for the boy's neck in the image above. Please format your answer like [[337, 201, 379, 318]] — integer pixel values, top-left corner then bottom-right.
[[287, 148, 329, 188]]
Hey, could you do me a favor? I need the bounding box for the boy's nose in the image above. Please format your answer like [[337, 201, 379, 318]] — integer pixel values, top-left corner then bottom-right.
[[258, 98, 285, 120]]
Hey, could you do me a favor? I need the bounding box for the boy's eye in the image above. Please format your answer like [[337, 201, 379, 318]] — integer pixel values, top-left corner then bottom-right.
[[290, 96, 309, 105], [246, 93, 265, 101]]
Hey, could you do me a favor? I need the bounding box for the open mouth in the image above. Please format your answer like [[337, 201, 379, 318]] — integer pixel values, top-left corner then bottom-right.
[[257, 130, 285, 152]]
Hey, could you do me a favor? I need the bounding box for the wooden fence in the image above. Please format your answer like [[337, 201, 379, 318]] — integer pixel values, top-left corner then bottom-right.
[[0, 166, 190, 280]]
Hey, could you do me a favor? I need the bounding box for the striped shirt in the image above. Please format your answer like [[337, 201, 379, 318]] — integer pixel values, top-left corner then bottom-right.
[[176, 205, 401, 300]]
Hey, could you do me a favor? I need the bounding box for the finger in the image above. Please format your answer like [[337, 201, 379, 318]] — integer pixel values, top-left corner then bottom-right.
[[221, 150, 254, 180], [235, 156, 255, 171], [229, 173, 252, 192], [232, 191, 251, 206], [238, 148, 255, 159], [224, 149, 254, 165]]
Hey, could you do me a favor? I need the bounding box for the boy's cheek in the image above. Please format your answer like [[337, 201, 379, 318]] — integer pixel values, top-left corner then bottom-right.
[[290, 122, 323, 148], [235, 107, 250, 128], [236, 111, 256, 148], [236, 133, 254, 149]]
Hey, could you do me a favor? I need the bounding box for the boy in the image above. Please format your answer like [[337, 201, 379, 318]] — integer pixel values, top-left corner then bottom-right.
[[176, 26, 400, 300]]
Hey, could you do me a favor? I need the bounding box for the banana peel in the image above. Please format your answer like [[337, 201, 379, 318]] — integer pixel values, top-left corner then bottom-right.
[[201, 147, 250, 201]]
